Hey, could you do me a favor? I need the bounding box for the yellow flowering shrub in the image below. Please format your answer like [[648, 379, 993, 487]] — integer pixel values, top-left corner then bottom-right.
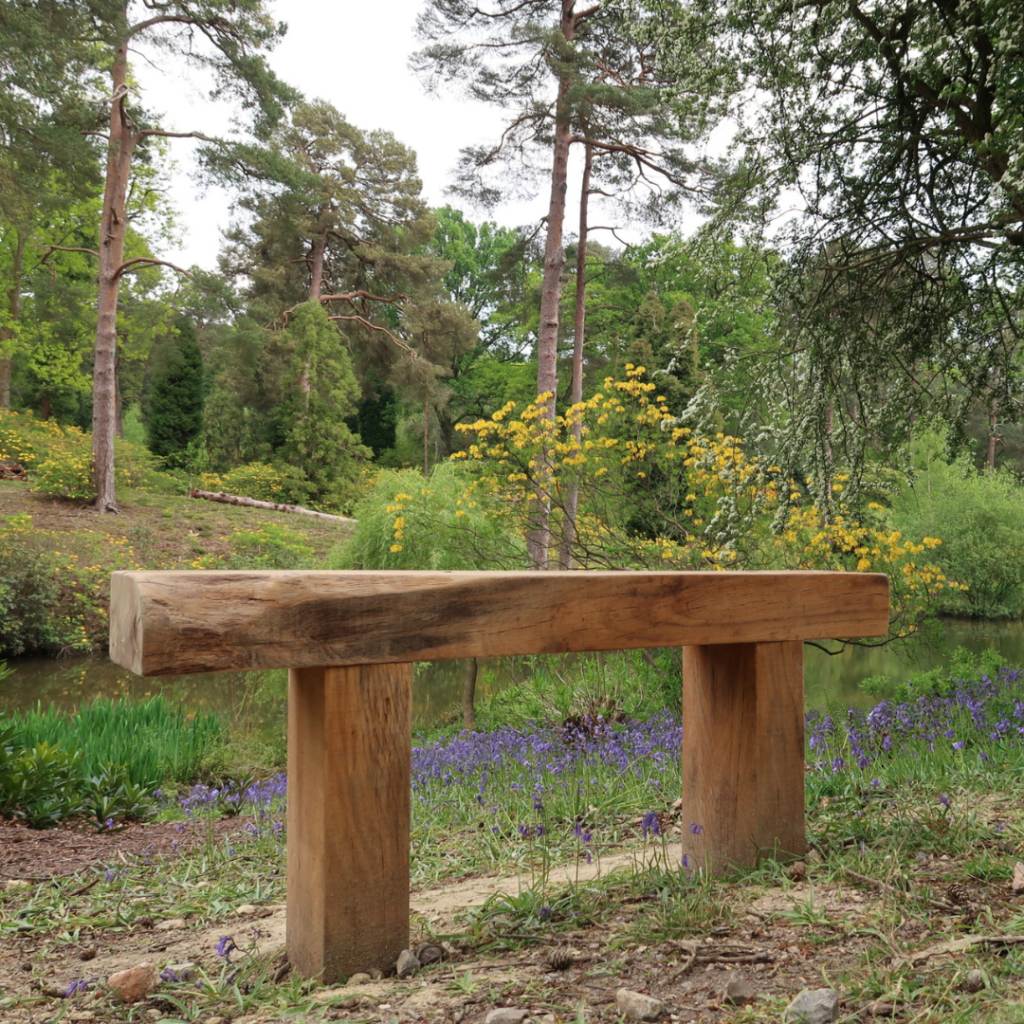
[[447, 367, 960, 638]]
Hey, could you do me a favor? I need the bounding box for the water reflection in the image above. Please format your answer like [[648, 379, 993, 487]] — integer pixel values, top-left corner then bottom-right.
[[2, 618, 1022, 728]]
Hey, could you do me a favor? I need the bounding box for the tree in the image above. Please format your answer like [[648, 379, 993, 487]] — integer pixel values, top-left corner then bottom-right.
[[24, 1, 294, 511], [145, 319, 205, 468], [212, 101, 477, 455], [0, 1, 101, 407], [722, 0, 1024, 497], [415, 0, 726, 565], [273, 302, 369, 510]]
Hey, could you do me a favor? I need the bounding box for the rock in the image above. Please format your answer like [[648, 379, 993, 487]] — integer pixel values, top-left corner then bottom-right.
[[723, 977, 757, 1006], [5, 879, 31, 891], [155, 918, 186, 932], [1013, 862, 1024, 894], [346, 973, 372, 987], [616, 988, 665, 1021], [107, 962, 161, 1004], [396, 949, 421, 979], [783, 988, 839, 1024], [162, 962, 194, 982], [416, 941, 445, 965], [485, 1010, 529, 1024], [235, 904, 258, 916], [964, 969, 986, 993], [788, 861, 808, 882]]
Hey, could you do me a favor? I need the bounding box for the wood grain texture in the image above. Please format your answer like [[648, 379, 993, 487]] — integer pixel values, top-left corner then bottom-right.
[[681, 641, 806, 873], [287, 663, 412, 981], [109, 569, 889, 676]]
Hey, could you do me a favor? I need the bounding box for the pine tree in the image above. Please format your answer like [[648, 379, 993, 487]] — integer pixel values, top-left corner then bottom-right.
[[146, 321, 205, 468]]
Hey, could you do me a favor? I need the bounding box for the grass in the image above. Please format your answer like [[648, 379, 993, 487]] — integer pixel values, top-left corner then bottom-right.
[[4, 655, 1024, 1020], [9, 695, 223, 789]]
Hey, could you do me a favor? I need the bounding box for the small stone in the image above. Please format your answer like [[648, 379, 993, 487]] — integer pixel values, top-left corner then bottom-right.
[[723, 977, 757, 1006], [107, 962, 161, 1004], [788, 861, 808, 882], [783, 987, 839, 1024], [806, 849, 824, 864], [163, 962, 194, 981], [347, 973, 372, 987], [155, 918, 186, 932], [235, 903, 258, 916], [4, 879, 31, 891], [485, 1009, 529, 1024], [396, 948, 420, 979], [134, 915, 155, 928], [416, 942, 445, 965], [206, 1018, 225, 1024], [42, 983, 68, 998], [1013, 862, 1024, 894], [964, 969, 986, 993], [145, 1010, 162, 1021], [616, 988, 665, 1021]]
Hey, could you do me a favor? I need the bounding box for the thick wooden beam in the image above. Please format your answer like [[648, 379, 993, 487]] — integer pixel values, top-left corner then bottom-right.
[[681, 641, 805, 873], [287, 663, 412, 981], [109, 569, 889, 676]]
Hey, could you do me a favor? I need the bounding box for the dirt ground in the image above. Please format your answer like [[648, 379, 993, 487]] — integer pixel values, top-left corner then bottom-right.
[[2, 817, 1016, 1024]]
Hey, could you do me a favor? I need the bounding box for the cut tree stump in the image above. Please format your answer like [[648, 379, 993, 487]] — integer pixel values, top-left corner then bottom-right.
[[108, 568, 888, 981]]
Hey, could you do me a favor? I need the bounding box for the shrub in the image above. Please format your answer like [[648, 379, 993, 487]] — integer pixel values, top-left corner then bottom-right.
[[889, 449, 1024, 617], [203, 461, 316, 507], [226, 522, 315, 570], [331, 460, 524, 570]]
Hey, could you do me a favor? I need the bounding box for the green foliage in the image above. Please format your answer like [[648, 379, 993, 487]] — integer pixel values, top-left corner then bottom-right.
[[0, 695, 224, 828], [332, 460, 524, 570], [0, 524, 92, 657], [12, 695, 223, 789], [889, 447, 1024, 618], [226, 522, 315, 570], [274, 302, 370, 512], [146, 320, 205, 468], [208, 461, 316, 507]]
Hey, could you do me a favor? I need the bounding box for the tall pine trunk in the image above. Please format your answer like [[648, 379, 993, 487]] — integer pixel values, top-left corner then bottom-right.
[[528, 0, 576, 570], [0, 231, 25, 410], [558, 143, 592, 570], [93, 24, 135, 512]]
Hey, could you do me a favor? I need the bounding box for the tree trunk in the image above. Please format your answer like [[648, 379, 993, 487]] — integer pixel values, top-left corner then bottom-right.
[[309, 228, 327, 302], [462, 657, 478, 731], [40, 393, 51, 421], [115, 354, 124, 438], [93, 25, 135, 512], [0, 231, 25, 410], [527, 0, 576, 570], [558, 143, 592, 570], [423, 399, 430, 476], [987, 378, 1000, 470]]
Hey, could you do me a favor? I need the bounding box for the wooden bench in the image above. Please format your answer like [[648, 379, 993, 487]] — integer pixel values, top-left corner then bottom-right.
[[109, 568, 888, 982]]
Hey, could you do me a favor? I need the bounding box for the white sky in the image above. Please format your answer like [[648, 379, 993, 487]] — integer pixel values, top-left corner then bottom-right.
[[136, 0, 562, 270]]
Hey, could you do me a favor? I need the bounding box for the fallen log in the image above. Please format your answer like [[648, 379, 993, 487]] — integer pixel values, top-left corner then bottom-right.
[[189, 489, 356, 524]]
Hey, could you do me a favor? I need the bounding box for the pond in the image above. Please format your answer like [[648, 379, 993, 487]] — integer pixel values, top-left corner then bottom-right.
[[2, 617, 1022, 728]]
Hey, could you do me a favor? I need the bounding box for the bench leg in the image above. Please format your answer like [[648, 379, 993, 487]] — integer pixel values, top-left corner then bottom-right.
[[681, 641, 805, 873], [287, 663, 412, 981]]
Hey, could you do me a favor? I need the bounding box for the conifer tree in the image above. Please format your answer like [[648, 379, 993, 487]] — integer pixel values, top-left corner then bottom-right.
[[145, 321, 205, 468]]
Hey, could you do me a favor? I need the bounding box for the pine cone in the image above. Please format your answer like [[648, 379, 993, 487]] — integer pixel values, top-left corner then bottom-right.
[[946, 882, 973, 907], [546, 946, 575, 972]]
